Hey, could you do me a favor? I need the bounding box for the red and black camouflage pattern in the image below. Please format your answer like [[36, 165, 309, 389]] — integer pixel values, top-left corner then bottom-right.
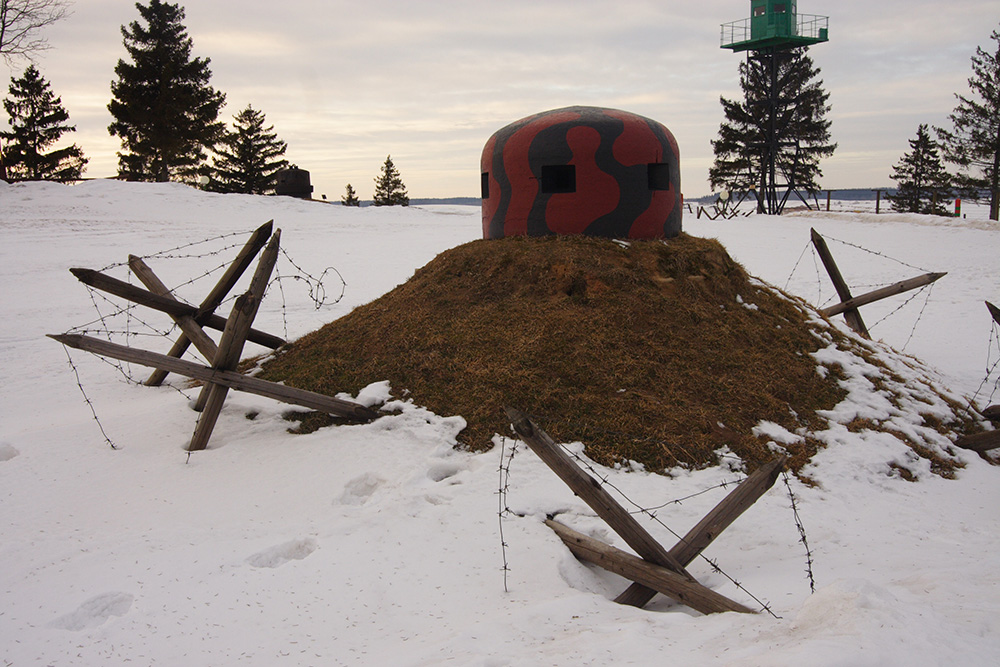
[[481, 106, 682, 240]]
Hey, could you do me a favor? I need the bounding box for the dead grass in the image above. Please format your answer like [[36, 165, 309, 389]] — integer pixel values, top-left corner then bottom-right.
[[258, 234, 858, 471]]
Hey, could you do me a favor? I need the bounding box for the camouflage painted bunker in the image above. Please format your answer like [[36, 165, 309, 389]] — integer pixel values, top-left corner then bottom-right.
[[480, 106, 683, 240]]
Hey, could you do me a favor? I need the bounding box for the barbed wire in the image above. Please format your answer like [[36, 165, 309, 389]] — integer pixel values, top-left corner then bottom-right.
[[784, 235, 937, 338], [823, 233, 931, 274], [497, 417, 808, 617], [496, 435, 520, 593], [59, 225, 343, 448], [555, 443, 780, 618], [970, 319, 1000, 410], [60, 346, 118, 450], [782, 471, 816, 593]]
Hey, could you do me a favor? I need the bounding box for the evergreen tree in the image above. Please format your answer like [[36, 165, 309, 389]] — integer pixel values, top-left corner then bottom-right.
[[107, 0, 226, 182], [888, 124, 952, 216], [1, 64, 87, 181], [207, 104, 288, 194], [372, 155, 408, 206], [342, 182, 360, 206], [936, 24, 1000, 221], [710, 48, 836, 213]]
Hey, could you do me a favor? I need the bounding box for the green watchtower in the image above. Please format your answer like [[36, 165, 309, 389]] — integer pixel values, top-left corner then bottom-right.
[[721, 0, 829, 52], [718, 1, 831, 215]]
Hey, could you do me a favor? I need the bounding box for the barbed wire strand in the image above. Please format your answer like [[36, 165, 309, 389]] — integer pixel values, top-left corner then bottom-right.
[[782, 471, 816, 593], [60, 345, 119, 450]]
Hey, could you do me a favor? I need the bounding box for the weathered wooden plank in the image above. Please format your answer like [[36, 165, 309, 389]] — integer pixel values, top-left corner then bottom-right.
[[70, 267, 284, 349], [504, 407, 693, 591], [810, 228, 871, 339], [47, 333, 379, 422], [614, 456, 787, 607], [987, 301, 1000, 327], [820, 272, 947, 317], [139, 221, 273, 386], [545, 519, 754, 615], [955, 429, 1000, 453], [128, 255, 219, 361], [190, 232, 282, 447], [196, 220, 273, 318]]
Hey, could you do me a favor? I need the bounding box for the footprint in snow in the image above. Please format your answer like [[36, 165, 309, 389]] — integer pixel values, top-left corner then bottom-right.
[[426, 460, 465, 483], [0, 442, 19, 461], [246, 537, 318, 568], [48, 592, 134, 631], [336, 472, 384, 505]]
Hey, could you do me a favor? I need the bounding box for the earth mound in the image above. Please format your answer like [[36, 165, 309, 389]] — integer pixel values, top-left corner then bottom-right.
[[258, 234, 983, 477]]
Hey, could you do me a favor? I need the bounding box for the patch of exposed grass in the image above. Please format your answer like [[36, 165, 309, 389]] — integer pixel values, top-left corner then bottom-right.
[[258, 234, 852, 471]]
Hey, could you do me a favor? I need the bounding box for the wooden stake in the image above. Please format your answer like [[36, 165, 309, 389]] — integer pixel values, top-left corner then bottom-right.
[[545, 520, 754, 615], [820, 272, 947, 317], [48, 333, 378, 422], [70, 267, 283, 349], [504, 407, 694, 586], [955, 429, 1000, 453], [138, 221, 273, 386], [987, 301, 1000, 326], [614, 456, 787, 607], [189, 231, 281, 449], [810, 228, 871, 338], [128, 256, 219, 362]]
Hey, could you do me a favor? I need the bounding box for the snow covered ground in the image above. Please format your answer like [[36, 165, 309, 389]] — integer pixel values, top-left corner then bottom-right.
[[1, 180, 998, 665]]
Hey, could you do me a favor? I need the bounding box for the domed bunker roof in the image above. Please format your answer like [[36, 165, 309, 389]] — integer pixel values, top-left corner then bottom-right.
[[481, 106, 683, 240]]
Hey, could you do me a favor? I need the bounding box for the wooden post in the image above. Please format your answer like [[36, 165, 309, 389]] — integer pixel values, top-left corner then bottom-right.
[[503, 407, 693, 582], [545, 520, 754, 615], [826, 190, 832, 211], [810, 228, 871, 339], [987, 301, 1000, 327], [70, 267, 284, 349], [139, 221, 273, 386], [47, 333, 379, 421], [615, 456, 786, 608], [875, 190, 882, 214], [128, 256, 219, 363], [189, 231, 280, 450], [955, 430, 1000, 453], [820, 272, 947, 318]]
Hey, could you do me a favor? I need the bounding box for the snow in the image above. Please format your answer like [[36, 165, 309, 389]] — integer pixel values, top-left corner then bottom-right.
[[1, 180, 999, 665]]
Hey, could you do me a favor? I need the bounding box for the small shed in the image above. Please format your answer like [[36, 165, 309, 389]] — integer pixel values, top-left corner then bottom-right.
[[480, 106, 682, 240]]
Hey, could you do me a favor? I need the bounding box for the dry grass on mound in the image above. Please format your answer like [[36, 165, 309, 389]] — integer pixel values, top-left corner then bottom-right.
[[258, 233, 863, 472]]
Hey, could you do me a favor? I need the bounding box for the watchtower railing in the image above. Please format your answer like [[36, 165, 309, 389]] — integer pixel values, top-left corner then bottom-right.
[[720, 14, 829, 48]]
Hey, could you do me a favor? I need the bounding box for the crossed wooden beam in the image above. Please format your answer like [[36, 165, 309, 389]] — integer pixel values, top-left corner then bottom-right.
[[953, 301, 1000, 453], [504, 407, 786, 615], [810, 228, 946, 339], [50, 221, 377, 451]]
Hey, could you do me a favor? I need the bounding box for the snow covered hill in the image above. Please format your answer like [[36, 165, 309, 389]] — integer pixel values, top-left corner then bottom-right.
[[1, 180, 998, 665]]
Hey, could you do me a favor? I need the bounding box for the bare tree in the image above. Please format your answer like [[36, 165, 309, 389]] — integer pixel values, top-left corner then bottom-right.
[[0, 0, 70, 66]]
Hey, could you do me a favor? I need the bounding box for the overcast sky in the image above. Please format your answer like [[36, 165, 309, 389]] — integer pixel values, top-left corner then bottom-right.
[[7, 0, 997, 199]]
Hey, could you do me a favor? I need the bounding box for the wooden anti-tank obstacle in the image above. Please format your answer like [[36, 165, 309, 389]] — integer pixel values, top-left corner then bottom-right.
[[810, 228, 946, 339], [953, 300, 1000, 453], [50, 223, 378, 451], [504, 407, 786, 615]]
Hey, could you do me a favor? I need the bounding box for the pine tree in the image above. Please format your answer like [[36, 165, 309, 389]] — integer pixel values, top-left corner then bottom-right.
[[342, 182, 360, 206], [710, 48, 836, 214], [107, 0, 226, 183], [372, 155, 408, 206], [207, 105, 288, 194], [1, 64, 87, 181], [936, 24, 1000, 221], [888, 124, 953, 216]]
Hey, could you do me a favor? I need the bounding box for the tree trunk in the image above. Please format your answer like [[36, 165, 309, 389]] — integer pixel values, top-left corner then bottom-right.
[[990, 122, 999, 221]]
